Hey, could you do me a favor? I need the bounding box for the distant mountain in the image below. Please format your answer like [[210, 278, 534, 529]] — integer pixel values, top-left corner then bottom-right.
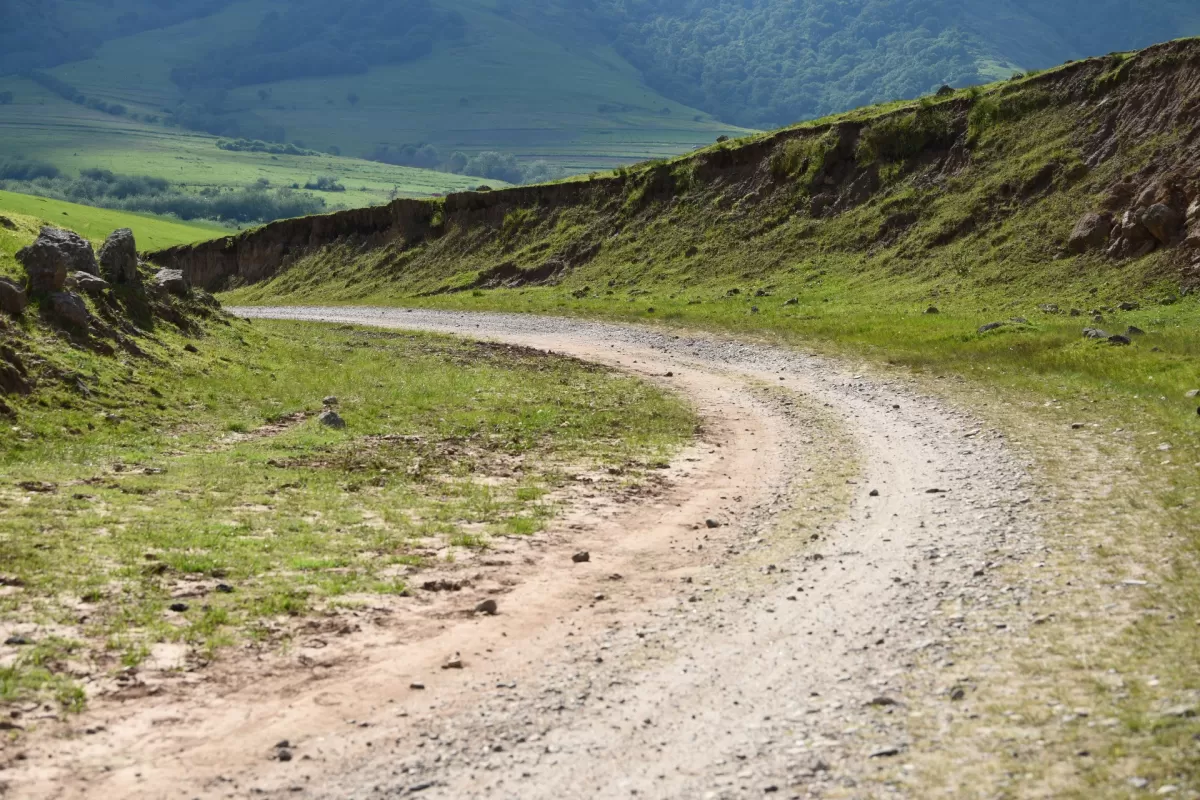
[[2, 0, 1197, 175]]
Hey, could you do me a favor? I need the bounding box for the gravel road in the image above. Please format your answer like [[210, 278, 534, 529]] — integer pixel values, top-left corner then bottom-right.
[[220, 307, 1041, 800]]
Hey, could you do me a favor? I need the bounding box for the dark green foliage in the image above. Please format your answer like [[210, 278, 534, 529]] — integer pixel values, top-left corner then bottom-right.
[[304, 176, 346, 193], [586, 0, 1200, 128], [0, 158, 60, 181], [217, 139, 317, 156], [167, 0, 466, 92], [0, 166, 325, 224], [22, 71, 131, 117]]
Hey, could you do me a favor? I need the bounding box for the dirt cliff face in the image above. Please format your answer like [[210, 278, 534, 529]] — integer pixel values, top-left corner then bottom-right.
[[149, 38, 1200, 295]]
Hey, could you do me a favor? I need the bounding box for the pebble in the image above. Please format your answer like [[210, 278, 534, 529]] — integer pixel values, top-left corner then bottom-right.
[[475, 599, 499, 615], [572, 551, 590, 563]]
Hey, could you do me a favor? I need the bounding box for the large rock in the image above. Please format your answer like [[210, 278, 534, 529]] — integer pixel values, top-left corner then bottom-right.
[[1067, 212, 1113, 254], [152, 268, 190, 297], [48, 291, 90, 328], [1107, 211, 1156, 259], [15, 227, 98, 295], [0, 278, 27, 316], [1140, 203, 1184, 245], [98, 228, 140, 285]]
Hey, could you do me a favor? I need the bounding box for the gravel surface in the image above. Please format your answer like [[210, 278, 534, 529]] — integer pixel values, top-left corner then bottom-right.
[[226, 306, 1043, 800]]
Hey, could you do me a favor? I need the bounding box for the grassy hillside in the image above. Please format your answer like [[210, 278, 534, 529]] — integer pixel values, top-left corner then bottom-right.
[[203, 40, 1200, 793], [9, 0, 748, 177], [0, 191, 225, 261], [0, 75, 500, 213]]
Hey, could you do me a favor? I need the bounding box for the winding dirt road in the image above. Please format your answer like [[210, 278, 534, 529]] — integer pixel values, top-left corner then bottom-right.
[[8, 308, 1041, 799]]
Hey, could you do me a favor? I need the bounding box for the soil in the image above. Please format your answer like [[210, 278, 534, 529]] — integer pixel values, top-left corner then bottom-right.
[[1, 308, 1041, 799]]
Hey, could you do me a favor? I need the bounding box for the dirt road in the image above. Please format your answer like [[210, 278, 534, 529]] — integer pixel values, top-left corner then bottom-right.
[[8, 308, 1040, 799]]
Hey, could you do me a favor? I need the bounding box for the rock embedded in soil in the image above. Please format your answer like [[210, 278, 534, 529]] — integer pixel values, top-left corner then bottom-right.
[[318, 410, 346, 429], [572, 551, 590, 563], [977, 322, 1004, 333], [152, 268, 190, 297], [705, 519, 722, 529], [1082, 327, 1110, 339], [322, 395, 338, 406], [0, 278, 27, 316], [98, 228, 140, 285], [48, 291, 90, 328], [72, 271, 109, 296], [1067, 212, 1114, 253], [475, 599, 498, 615], [17, 227, 98, 295]]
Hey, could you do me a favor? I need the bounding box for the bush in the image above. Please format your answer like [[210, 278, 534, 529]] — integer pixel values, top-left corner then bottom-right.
[[304, 175, 346, 192], [0, 163, 326, 224], [0, 157, 60, 181]]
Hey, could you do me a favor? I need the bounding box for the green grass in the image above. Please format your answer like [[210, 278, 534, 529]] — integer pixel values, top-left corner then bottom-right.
[[0, 190, 227, 254], [0, 76, 499, 211], [0, 316, 694, 709]]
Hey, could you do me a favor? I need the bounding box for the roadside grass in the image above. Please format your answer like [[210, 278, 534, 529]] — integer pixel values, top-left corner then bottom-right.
[[0, 317, 696, 711], [0, 191, 227, 254]]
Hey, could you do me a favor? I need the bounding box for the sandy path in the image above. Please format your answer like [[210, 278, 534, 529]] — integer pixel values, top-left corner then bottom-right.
[[3, 308, 1039, 799]]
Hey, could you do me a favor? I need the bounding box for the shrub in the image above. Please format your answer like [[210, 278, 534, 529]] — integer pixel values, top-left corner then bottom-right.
[[304, 175, 346, 192]]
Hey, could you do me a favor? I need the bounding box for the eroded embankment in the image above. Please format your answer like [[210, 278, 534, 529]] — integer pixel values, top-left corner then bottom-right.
[[151, 39, 1200, 298]]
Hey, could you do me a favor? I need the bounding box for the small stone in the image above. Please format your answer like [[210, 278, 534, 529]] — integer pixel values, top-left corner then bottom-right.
[[1108, 334, 1132, 346], [924, 306, 939, 314], [4, 635, 31, 646], [1185, 389, 1199, 399], [1126, 325, 1145, 336], [949, 686, 966, 701], [705, 519, 721, 529], [1162, 705, 1196, 719], [1082, 327, 1110, 339], [442, 654, 464, 670], [317, 410, 346, 429], [169, 602, 189, 613], [869, 489, 880, 497], [275, 740, 291, 749], [183, 343, 199, 354], [322, 396, 338, 406], [71, 271, 109, 295], [475, 599, 498, 615], [276, 749, 293, 762], [410, 682, 425, 690], [868, 746, 902, 758], [572, 551, 590, 563], [1118, 301, 1139, 311], [593, 593, 606, 602], [866, 696, 898, 707], [1071, 422, 1085, 429], [215, 583, 234, 593], [977, 322, 1004, 333]]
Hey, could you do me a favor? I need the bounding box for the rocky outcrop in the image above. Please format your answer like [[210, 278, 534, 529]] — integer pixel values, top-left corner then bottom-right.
[[16, 227, 99, 295], [1068, 212, 1113, 253], [0, 278, 27, 316], [98, 228, 140, 285]]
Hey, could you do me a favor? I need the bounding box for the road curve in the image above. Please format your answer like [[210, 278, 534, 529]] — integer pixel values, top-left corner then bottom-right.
[[222, 307, 1040, 800]]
